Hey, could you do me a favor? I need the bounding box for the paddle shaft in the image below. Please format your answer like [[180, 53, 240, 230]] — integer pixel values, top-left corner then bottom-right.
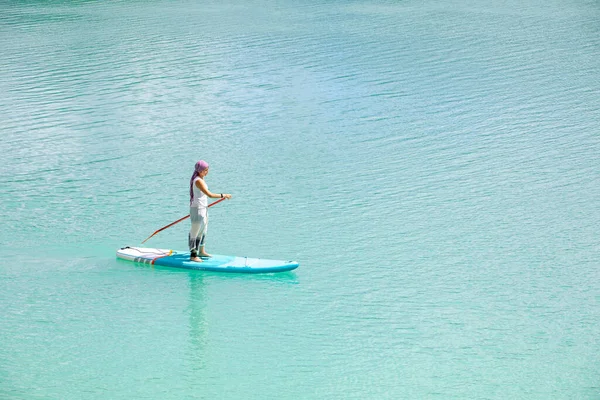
[[141, 197, 227, 244]]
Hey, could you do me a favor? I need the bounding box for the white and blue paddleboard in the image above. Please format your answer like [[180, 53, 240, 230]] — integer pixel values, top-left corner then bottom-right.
[[116, 247, 299, 273]]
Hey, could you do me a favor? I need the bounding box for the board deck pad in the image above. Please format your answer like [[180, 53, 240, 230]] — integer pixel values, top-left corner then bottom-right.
[[117, 247, 299, 273]]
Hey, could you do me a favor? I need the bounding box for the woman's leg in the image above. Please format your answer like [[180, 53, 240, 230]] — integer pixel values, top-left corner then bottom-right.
[[198, 216, 211, 257], [189, 208, 204, 262]]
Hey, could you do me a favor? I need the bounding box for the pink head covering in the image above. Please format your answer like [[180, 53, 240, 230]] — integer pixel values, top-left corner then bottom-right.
[[190, 160, 209, 203]]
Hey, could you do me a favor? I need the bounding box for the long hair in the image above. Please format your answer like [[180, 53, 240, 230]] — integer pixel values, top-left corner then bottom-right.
[[190, 160, 209, 204]]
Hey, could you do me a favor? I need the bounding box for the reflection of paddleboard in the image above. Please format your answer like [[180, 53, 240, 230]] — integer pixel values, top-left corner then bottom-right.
[[116, 247, 299, 273]]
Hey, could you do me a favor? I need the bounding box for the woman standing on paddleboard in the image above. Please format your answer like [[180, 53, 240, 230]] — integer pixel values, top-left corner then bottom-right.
[[189, 160, 231, 262]]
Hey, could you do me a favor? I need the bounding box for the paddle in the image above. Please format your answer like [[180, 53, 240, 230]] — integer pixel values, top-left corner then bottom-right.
[[141, 197, 227, 244]]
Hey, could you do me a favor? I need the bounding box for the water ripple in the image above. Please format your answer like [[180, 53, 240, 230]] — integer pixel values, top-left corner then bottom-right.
[[1, 1, 599, 398]]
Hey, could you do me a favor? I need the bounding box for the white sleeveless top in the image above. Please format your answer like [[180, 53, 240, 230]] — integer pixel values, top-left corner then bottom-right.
[[190, 177, 208, 216]]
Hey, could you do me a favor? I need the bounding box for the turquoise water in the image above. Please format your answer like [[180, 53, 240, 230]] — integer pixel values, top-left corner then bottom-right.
[[1, 0, 599, 398]]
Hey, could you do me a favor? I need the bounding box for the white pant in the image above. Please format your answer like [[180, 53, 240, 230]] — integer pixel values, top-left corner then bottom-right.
[[189, 207, 208, 252]]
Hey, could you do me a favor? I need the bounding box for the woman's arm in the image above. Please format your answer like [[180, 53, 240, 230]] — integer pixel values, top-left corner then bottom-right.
[[195, 179, 232, 199]]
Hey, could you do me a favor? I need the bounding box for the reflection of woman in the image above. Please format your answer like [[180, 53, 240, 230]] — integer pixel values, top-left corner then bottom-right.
[[187, 272, 208, 372], [188, 160, 232, 262]]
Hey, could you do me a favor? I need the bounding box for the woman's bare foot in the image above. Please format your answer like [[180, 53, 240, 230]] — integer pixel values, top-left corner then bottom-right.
[[190, 256, 203, 262], [199, 251, 212, 258]]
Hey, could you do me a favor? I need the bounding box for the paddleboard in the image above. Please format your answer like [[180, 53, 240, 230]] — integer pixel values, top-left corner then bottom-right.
[[116, 247, 299, 273]]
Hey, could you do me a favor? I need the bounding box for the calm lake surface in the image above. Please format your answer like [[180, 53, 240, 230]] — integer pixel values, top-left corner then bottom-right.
[[1, 0, 599, 398]]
